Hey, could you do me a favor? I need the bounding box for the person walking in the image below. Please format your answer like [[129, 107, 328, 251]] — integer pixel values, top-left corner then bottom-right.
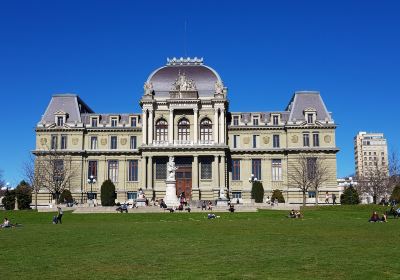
[[332, 193, 337, 205], [325, 192, 329, 204], [57, 206, 63, 224]]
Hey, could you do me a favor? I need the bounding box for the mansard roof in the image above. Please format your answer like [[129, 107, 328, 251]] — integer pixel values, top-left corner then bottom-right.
[[40, 94, 93, 124], [146, 57, 222, 98], [287, 91, 332, 122]]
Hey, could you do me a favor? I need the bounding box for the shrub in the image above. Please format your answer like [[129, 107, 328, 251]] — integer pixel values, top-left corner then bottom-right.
[[15, 181, 32, 210], [390, 185, 400, 203], [271, 189, 285, 203], [2, 190, 16, 210], [340, 186, 360, 205], [101, 180, 116, 206], [59, 189, 73, 204], [251, 181, 264, 203]]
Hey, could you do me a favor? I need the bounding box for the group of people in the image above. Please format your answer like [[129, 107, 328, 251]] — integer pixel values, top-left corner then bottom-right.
[[201, 200, 213, 211], [288, 209, 302, 219], [369, 211, 387, 223], [325, 192, 337, 205]]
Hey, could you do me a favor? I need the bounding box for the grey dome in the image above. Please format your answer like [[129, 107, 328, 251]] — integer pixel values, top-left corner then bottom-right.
[[146, 58, 222, 98]]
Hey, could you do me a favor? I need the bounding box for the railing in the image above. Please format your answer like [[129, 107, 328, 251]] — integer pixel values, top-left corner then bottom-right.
[[169, 91, 198, 99], [151, 140, 215, 146]]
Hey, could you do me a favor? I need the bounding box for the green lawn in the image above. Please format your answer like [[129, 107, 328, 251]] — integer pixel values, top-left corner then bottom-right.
[[0, 206, 399, 280]]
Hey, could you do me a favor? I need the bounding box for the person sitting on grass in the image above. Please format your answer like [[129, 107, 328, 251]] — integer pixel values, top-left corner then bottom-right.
[[369, 211, 380, 222], [288, 209, 296, 218], [381, 213, 387, 223], [295, 210, 302, 219], [1, 217, 11, 228]]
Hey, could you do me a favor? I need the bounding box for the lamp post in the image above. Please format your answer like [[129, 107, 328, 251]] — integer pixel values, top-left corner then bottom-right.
[[87, 175, 96, 206]]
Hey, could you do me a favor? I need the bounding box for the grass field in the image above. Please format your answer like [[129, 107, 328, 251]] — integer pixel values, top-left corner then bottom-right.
[[0, 205, 399, 280]]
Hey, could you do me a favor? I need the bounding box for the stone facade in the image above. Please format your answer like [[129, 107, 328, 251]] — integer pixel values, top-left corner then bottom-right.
[[34, 57, 339, 205]]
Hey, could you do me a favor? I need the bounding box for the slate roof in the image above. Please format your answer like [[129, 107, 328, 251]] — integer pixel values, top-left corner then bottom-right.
[[287, 91, 332, 122], [147, 60, 222, 98], [40, 94, 93, 124]]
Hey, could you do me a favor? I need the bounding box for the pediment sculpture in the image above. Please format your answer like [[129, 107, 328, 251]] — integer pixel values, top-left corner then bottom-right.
[[171, 71, 196, 92]]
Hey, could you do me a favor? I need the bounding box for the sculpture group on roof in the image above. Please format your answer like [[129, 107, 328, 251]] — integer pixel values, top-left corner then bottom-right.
[[171, 71, 197, 92]]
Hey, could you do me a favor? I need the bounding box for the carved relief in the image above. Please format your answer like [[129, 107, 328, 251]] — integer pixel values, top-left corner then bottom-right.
[[101, 138, 107, 146], [263, 136, 270, 145], [243, 136, 250, 145], [40, 138, 47, 146], [121, 138, 127, 145], [291, 135, 299, 143], [324, 135, 332, 143], [72, 138, 79, 145]]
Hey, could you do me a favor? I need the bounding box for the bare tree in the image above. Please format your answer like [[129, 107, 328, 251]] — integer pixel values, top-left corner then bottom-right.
[[289, 155, 313, 206], [311, 157, 331, 205], [389, 150, 400, 188], [23, 155, 42, 210], [358, 163, 389, 204], [30, 148, 77, 205], [0, 169, 5, 188]]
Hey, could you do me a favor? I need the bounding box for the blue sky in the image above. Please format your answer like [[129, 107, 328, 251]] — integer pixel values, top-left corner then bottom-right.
[[0, 0, 399, 186]]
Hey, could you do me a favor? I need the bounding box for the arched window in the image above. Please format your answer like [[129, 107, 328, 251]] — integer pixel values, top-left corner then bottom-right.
[[155, 119, 168, 141], [178, 118, 190, 141], [200, 118, 212, 141]]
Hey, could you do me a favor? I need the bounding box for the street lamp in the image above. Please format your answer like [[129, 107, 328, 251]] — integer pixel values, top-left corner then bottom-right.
[[87, 175, 96, 205], [249, 174, 258, 184]]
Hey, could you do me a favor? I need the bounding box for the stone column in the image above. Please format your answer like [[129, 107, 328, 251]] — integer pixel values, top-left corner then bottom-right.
[[193, 108, 198, 144], [169, 109, 174, 144], [141, 156, 147, 189], [147, 156, 153, 190], [142, 109, 147, 145], [148, 109, 153, 145], [214, 108, 219, 144], [220, 155, 226, 190], [220, 109, 225, 144], [213, 155, 220, 190], [193, 155, 199, 189]]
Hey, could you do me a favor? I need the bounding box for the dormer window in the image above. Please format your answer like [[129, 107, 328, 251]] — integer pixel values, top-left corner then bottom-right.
[[57, 116, 64, 126], [304, 108, 317, 124], [307, 114, 314, 124], [253, 116, 259, 126], [130, 117, 137, 127], [111, 117, 118, 127], [91, 117, 98, 127], [233, 116, 239, 126], [272, 115, 279, 125]]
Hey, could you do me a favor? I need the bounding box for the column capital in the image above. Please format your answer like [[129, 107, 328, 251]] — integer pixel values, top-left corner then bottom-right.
[[142, 108, 148, 113], [193, 108, 199, 113]]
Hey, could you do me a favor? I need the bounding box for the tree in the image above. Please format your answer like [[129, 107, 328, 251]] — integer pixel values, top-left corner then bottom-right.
[[59, 189, 73, 204], [2, 190, 15, 210], [15, 180, 32, 210], [271, 189, 285, 203], [388, 151, 400, 190], [0, 169, 5, 189], [390, 184, 400, 203], [251, 181, 264, 203], [24, 156, 41, 210], [29, 149, 77, 205], [340, 186, 360, 205], [289, 155, 331, 206], [101, 180, 116, 206], [357, 163, 389, 204]]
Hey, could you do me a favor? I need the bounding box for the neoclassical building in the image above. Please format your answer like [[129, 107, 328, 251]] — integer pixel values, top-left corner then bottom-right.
[[34, 57, 339, 204]]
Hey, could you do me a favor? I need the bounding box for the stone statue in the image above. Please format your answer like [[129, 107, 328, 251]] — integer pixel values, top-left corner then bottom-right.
[[138, 188, 145, 199], [219, 188, 226, 199], [144, 82, 153, 95], [167, 156, 178, 181], [172, 71, 196, 91], [215, 80, 224, 95]]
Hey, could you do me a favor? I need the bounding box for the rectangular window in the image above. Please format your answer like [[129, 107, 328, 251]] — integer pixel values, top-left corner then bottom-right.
[[127, 192, 137, 200], [307, 114, 313, 124], [128, 160, 138, 181], [273, 135, 280, 148], [233, 135, 239, 148], [232, 191, 242, 199], [60, 135, 67, 150], [273, 115, 279, 125], [110, 136, 117, 149], [53, 159, 64, 181], [272, 159, 282, 181], [253, 135, 259, 148], [51, 135, 58, 150], [130, 117, 137, 127], [303, 133, 310, 147], [88, 161, 97, 179], [253, 117, 259, 126], [108, 160, 119, 182], [233, 116, 239, 126], [155, 158, 167, 180], [90, 136, 98, 150], [313, 133, 320, 147], [57, 116, 64, 126], [308, 191, 316, 198], [200, 157, 212, 179], [232, 159, 241, 181], [111, 117, 118, 127], [130, 136, 137, 149], [91, 118, 98, 127], [307, 157, 317, 180], [252, 159, 262, 180]]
